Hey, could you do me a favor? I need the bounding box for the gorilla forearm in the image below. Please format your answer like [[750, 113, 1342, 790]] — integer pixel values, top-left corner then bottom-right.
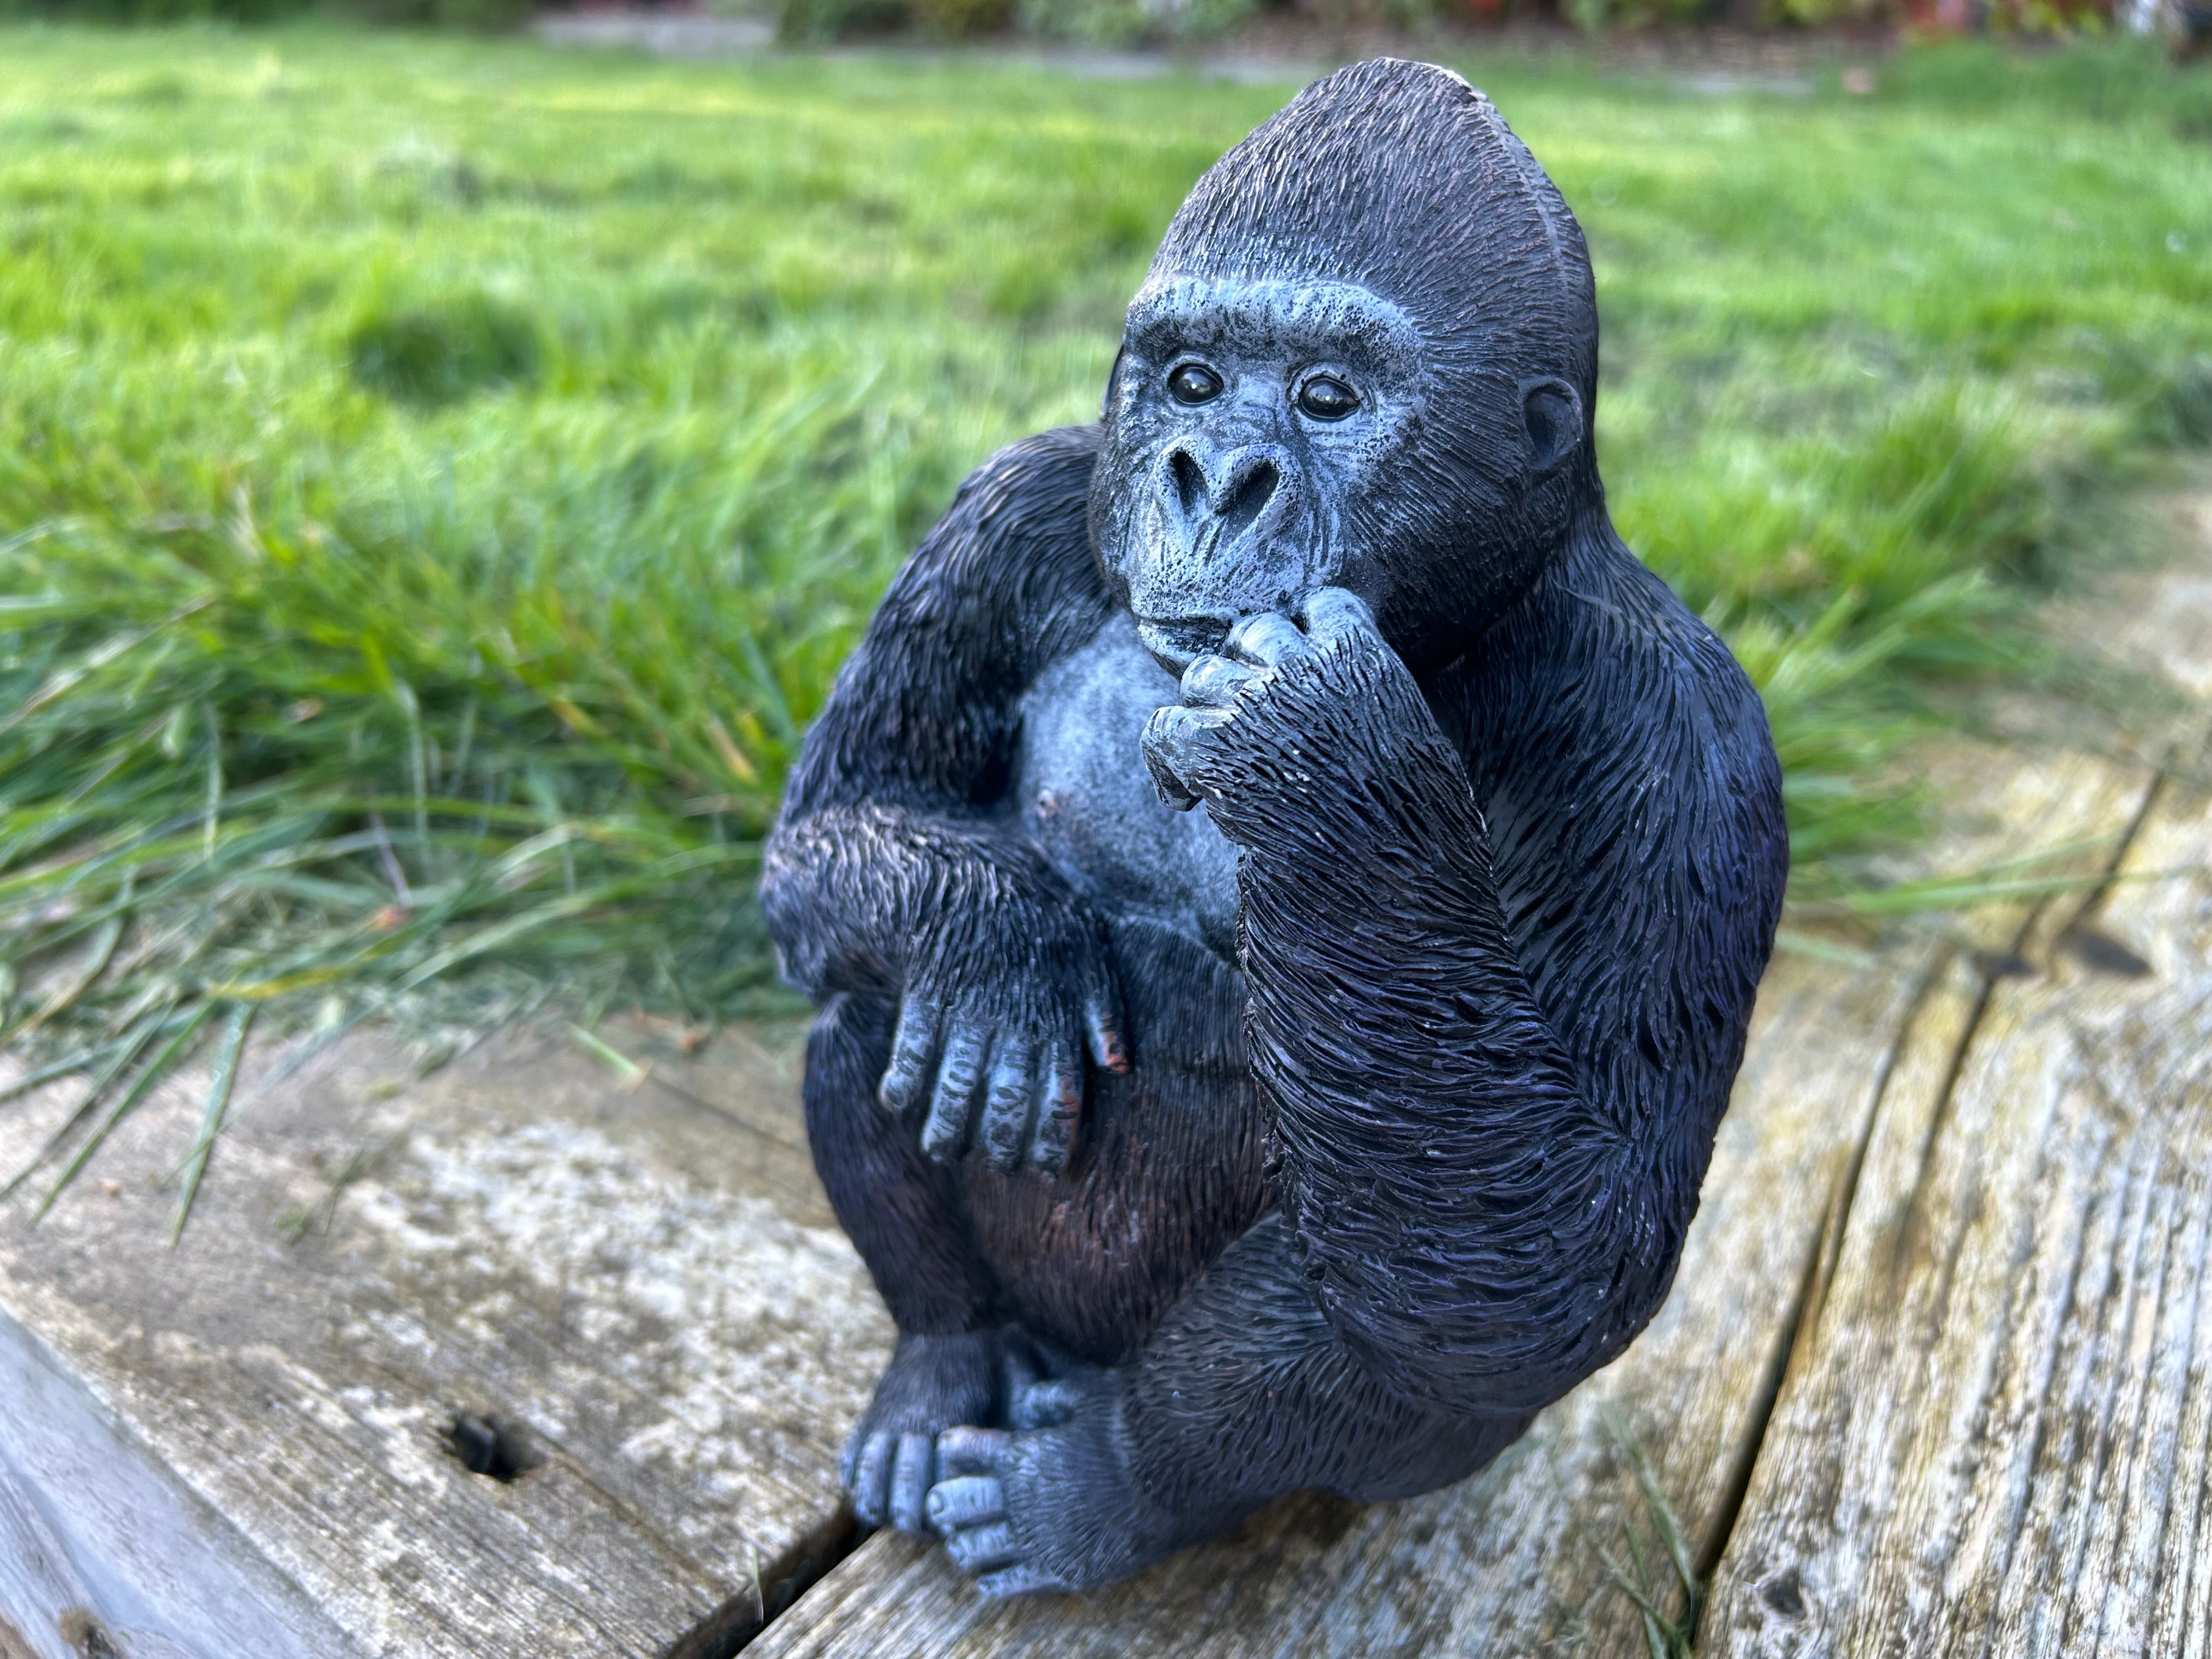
[[1201, 628, 1645, 1412], [763, 805, 1090, 1002]]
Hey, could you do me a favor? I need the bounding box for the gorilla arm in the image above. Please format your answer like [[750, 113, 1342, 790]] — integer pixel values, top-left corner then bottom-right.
[[760, 425, 1127, 1177], [1204, 603, 1633, 1410], [1162, 574, 1781, 1412]]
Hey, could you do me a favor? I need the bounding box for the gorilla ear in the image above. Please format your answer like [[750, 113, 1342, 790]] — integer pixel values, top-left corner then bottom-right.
[[1520, 378, 1585, 476]]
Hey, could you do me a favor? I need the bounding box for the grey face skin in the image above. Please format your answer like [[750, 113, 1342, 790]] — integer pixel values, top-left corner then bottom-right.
[[1091, 277, 1429, 675], [1092, 276, 1587, 685]]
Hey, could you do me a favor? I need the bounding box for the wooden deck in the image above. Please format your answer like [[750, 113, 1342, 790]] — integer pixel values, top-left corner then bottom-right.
[[4, 500, 2209, 1659]]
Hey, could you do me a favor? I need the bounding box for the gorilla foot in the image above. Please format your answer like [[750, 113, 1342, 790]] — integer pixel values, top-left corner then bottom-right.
[[927, 1410, 1173, 1596], [844, 1330, 1003, 1533]]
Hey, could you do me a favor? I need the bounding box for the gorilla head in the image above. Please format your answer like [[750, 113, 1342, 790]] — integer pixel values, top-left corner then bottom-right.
[[1091, 59, 1600, 675]]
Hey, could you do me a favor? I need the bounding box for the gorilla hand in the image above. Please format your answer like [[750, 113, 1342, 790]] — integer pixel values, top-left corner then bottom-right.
[[1143, 588, 1442, 841], [879, 889, 1128, 1176]]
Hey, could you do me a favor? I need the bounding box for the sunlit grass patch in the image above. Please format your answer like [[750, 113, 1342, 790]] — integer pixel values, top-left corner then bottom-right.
[[1, 26, 2209, 1220]]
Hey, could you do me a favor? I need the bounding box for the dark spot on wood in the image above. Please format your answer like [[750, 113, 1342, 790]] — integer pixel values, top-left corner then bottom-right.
[[2060, 926, 2152, 978], [1279, 1490, 1364, 1550], [447, 1412, 545, 1483], [1973, 951, 2035, 981], [1757, 1566, 1807, 1620], [58, 1610, 124, 1659]]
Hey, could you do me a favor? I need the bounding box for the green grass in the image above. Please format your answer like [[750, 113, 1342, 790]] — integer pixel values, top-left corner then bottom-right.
[[2, 26, 2210, 1219]]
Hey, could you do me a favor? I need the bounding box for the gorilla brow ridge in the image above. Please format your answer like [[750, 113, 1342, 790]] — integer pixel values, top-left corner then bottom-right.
[[1122, 276, 1424, 379]]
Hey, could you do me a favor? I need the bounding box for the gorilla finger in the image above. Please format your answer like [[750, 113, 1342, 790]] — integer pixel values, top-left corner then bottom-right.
[[1026, 1045, 1081, 1177], [1223, 610, 1309, 667], [849, 1432, 894, 1527], [1084, 988, 1130, 1075], [1143, 739, 1200, 812], [890, 1432, 936, 1534], [1145, 702, 1232, 746], [1142, 704, 1225, 810], [977, 1563, 1072, 1599], [935, 1425, 1014, 1477], [878, 994, 941, 1116], [1295, 586, 1383, 648], [977, 1045, 1034, 1172], [944, 1520, 1025, 1575], [924, 1475, 1006, 1532], [919, 1024, 989, 1161], [1179, 652, 1259, 709]]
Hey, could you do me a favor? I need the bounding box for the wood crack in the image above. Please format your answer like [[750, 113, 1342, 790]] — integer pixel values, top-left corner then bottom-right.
[[702, 1505, 864, 1657], [1685, 948, 1950, 1651], [1691, 1192, 1830, 1610], [1891, 766, 2165, 1288]]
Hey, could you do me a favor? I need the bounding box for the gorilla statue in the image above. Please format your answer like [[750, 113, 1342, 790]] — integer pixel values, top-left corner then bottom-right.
[[761, 58, 1787, 1595]]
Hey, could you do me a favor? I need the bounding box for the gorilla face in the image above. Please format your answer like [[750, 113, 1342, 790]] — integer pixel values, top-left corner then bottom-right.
[[1092, 276, 1430, 674], [1087, 58, 1601, 677]]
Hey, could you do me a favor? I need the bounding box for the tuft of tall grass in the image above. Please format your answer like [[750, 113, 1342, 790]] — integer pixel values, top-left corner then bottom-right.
[[1, 28, 2209, 1223]]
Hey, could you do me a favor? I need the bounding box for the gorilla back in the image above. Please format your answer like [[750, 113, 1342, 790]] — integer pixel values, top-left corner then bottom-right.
[[761, 58, 1787, 1597]]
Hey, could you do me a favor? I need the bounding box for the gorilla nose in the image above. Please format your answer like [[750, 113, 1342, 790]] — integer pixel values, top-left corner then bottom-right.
[[1168, 445, 1283, 541]]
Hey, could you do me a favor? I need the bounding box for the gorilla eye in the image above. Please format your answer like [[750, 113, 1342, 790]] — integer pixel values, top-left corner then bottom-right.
[[1166, 363, 1223, 405], [1295, 375, 1360, 420]]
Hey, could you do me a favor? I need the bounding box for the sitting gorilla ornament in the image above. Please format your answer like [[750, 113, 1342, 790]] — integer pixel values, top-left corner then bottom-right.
[[763, 58, 1787, 1595]]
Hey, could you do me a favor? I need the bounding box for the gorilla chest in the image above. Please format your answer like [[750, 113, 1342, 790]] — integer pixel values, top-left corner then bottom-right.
[[1012, 616, 1241, 961]]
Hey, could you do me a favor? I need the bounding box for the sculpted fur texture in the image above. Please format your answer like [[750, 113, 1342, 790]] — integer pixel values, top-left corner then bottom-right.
[[760, 58, 1788, 1595]]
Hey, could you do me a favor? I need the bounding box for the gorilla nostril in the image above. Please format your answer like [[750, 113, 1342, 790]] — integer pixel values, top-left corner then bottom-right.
[[1219, 460, 1278, 542], [1169, 450, 1207, 518]]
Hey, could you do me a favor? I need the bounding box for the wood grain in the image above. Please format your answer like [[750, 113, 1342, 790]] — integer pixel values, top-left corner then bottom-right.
[[1705, 753, 2212, 1658], [748, 754, 2148, 1659], [0, 1019, 888, 1659]]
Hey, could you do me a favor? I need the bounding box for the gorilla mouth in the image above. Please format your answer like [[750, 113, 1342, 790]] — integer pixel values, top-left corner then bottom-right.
[[1135, 614, 1233, 674]]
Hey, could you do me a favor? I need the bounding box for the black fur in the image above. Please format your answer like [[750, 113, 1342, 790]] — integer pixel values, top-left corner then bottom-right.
[[760, 59, 1787, 1595]]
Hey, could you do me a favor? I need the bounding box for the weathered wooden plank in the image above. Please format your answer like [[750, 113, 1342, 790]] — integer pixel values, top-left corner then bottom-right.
[[746, 754, 2146, 1659], [0, 1304, 357, 1659], [0, 1019, 889, 1659], [1703, 749, 2212, 1658]]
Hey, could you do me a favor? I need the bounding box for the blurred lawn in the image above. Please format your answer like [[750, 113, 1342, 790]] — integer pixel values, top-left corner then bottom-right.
[[2, 29, 2211, 1186]]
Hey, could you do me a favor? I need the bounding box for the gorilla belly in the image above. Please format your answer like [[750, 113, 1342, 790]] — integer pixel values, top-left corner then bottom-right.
[[969, 615, 1265, 1363], [1013, 613, 1240, 960]]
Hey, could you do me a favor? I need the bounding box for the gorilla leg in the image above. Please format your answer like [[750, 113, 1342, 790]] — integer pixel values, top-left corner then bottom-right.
[[805, 994, 1008, 1532], [926, 1214, 1530, 1594]]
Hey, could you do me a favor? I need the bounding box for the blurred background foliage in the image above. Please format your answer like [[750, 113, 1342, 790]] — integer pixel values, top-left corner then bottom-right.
[[0, 27, 2208, 1212], [0, 0, 2185, 48]]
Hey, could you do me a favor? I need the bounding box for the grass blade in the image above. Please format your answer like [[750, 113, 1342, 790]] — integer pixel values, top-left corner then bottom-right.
[[0, 870, 133, 1045], [0, 1035, 137, 1111], [1, 1009, 173, 1200], [32, 1002, 215, 1221], [168, 1002, 255, 1246]]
